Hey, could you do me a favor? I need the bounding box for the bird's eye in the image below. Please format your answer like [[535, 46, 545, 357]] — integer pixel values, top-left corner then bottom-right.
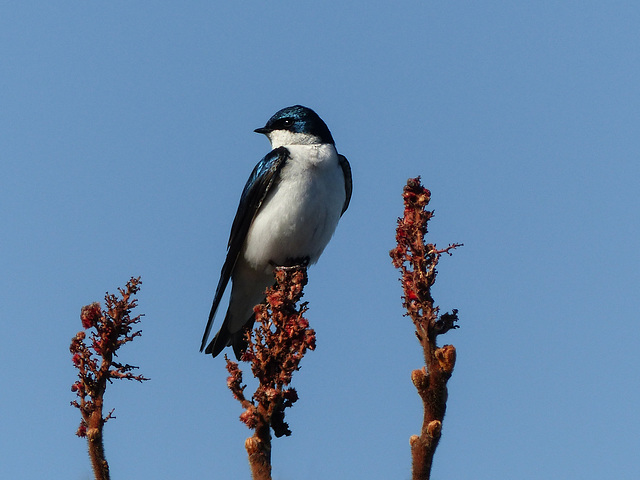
[[282, 118, 294, 128]]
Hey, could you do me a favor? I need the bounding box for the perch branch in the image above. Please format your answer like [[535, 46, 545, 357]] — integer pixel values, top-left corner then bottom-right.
[[225, 266, 315, 480]]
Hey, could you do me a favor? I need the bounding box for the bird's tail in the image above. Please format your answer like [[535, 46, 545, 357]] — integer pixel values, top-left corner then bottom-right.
[[205, 332, 227, 357], [205, 314, 255, 360]]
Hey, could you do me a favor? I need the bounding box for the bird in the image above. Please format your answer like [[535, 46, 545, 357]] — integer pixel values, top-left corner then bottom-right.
[[201, 105, 352, 359]]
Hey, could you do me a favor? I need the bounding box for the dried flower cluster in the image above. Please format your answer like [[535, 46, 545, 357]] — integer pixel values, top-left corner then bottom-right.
[[389, 177, 462, 480], [225, 266, 315, 480], [70, 277, 147, 480]]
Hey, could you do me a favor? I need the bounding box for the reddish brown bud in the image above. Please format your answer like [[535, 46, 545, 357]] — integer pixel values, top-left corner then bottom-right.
[[72, 353, 82, 367], [426, 420, 442, 438], [239, 409, 258, 429], [406, 289, 419, 301], [435, 344, 457, 372], [283, 388, 298, 403], [265, 388, 278, 401], [80, 302, 101, 329], [304, 330, 316, 350]]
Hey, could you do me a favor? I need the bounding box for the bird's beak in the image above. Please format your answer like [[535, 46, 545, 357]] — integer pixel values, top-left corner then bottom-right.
[[254, 127, 272, 135]]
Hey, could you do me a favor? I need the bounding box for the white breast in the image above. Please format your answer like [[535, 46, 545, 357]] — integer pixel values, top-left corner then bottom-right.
[[242, 143, 345, 273]]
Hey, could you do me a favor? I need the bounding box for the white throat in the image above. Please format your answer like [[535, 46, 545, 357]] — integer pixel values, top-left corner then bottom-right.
[[266, 130, 325, 149]]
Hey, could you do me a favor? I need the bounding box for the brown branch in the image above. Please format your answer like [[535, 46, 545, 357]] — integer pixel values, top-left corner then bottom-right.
[[225, 266, 315, 480], [70, 277, 147, 480], [390, 177, 462, 480]]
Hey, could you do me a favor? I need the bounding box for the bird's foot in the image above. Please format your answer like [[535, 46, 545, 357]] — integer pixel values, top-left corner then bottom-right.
[[270, 256, 310, 270]]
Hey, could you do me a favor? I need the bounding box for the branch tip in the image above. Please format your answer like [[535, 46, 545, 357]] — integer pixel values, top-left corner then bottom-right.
[[390, 177, 461, 480], [70, 277, 145, 480]]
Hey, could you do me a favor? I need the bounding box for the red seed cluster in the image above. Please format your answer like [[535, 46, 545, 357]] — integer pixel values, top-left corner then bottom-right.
[[225, 265, 315, 441], [69, 277, 148, 442]]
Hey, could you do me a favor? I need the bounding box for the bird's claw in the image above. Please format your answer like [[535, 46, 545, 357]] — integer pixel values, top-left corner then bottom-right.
[[270, 256, 310, 270]]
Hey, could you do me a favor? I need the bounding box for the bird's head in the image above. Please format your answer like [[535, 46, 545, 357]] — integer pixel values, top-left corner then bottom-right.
[[255, 105, 335, 148]]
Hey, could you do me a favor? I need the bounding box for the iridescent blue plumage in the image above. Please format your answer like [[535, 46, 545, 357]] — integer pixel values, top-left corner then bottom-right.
[[255, 105, 335, 144], [200, 147, 289, 356]]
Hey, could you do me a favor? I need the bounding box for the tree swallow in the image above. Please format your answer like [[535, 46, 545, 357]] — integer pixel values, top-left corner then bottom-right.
[[201, 105, 352, 359]]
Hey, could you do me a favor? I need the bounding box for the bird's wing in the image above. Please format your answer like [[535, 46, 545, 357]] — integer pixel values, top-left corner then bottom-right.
[[338, 154, 352, 216], [200, 147, 290, 351]]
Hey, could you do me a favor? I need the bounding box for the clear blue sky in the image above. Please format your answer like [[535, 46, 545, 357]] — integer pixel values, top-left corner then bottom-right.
[[1, 2, 638, 479]]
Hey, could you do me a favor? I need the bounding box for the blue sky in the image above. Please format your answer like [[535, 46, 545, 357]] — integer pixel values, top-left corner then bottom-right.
[[1, 2, 638, 479]]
